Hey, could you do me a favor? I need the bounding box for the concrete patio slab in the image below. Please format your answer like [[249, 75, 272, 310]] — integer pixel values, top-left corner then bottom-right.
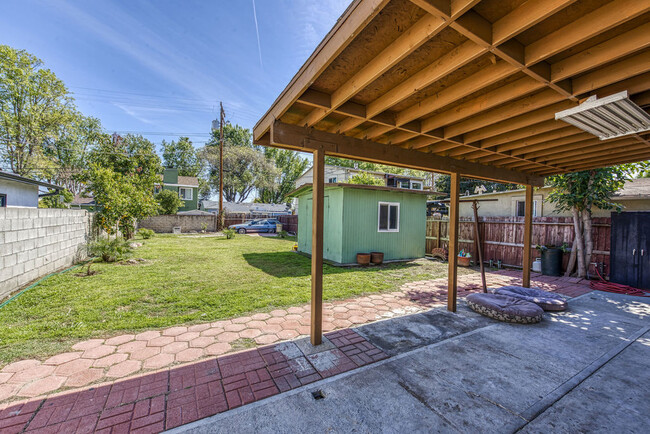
[[175, 291, 649, 434]]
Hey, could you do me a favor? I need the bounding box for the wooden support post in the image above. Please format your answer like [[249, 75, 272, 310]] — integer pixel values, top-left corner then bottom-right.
[[448, 172, 460, 312], [523, 185, 534, 287], [310, 148, 325, 345]]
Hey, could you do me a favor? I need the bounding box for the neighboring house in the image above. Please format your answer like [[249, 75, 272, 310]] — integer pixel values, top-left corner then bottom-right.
[[156, 168, 199, 212], [289, 183, 427, 265], [0, 171, 63, 208], [457, 178, 650, 218], [295, 165, 426, 191], [201, 201, 292, 216], [70, 195, 97, 210]]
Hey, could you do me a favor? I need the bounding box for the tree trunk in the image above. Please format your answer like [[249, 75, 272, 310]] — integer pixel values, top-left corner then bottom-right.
[[572, 207, 587, 278], [565, 240, 577, 277], [582, 209, 594, 275]]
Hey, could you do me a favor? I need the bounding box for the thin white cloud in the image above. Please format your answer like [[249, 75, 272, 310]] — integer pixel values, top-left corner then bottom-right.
[[252, 0, 264, 71]]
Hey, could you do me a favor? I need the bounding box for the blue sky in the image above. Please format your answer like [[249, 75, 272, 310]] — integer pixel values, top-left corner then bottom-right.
[[0, 0, 349, 150]]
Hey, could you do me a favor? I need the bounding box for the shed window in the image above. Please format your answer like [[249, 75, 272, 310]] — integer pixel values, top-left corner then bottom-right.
[[515, 200, 537, 217], [179, 187, 193, 200], [378, 202, 399, 232]]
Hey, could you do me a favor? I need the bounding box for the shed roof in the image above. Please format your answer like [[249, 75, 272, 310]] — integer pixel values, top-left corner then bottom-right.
[[254, 0, 650, 186]]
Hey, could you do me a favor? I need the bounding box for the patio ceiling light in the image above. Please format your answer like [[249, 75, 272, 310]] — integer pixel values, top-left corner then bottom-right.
[[555, 91, 650, 140]]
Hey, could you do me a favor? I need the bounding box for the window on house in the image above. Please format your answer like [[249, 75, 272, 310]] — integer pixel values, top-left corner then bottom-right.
[[179, 187, 193, 200], [378, 202, 399, 232], [410, 181, 423, 190], [328, 177, 337, 183], [154, 186, 161, 194], [515, 200, 537, 217], [0, 194, 6, 207]]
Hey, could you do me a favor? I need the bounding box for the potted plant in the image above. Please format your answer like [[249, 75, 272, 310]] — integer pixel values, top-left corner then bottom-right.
[[535, 243, 568, 276], [370, 252, 384, 264], [357, 253, 371, 266]]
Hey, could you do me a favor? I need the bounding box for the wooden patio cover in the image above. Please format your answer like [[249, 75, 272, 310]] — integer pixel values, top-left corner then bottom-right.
[[253, 0, 650, 344]]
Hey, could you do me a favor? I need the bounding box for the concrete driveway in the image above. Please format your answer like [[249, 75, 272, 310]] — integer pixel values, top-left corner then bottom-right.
[[173, 291, 650, 433]]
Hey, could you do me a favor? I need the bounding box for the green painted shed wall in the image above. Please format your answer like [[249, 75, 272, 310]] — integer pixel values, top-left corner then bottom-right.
[[296, 186, 426, 264]]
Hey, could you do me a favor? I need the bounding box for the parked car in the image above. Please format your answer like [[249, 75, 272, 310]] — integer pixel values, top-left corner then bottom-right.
[[229, 219, 281, 234]]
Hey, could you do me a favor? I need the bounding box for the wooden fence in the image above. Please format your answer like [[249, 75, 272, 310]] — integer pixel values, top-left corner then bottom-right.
[[223, 214, 298, 233], [426, 216, 611, 273]]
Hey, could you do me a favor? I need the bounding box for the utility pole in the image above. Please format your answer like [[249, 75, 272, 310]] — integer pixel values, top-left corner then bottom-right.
[[219, 102, 225, 230]]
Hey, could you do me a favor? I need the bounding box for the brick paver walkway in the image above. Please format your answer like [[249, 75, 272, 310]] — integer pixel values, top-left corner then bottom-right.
[[0, 270, 592, 408], [0, 330, 387, 433]]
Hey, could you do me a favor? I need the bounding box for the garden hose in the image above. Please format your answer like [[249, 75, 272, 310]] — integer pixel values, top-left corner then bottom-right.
[[0, 261, 91, 309], [590, 267, 650, 297]]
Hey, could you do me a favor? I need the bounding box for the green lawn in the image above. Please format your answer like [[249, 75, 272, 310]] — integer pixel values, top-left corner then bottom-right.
[[0, 234, 474, 366]]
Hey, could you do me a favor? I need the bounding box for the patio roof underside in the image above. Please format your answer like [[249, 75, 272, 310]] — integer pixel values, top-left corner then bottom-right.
[[254, 0, 650, 186]]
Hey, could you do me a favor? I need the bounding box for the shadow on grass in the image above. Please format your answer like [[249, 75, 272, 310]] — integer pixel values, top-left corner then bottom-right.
[[243, 251, 419, 278]]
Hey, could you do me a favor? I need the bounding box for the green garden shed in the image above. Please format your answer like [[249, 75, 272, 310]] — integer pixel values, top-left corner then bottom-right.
[[291, 183, 427, 265]]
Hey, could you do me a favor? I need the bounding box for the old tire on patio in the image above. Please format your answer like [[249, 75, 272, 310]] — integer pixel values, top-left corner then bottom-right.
[[466, 293, 543, 324], [490, 286, 568, 311]]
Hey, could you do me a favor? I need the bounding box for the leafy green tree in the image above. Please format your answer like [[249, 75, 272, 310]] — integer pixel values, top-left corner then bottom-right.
[[200, 122, 277, 203], [258, 148, 309, 203], [38, 189, 73, 208], [0, 45, 77, 176], [83, 134, 161, 238], [161, 137, 200, 176], [433, 174, 519, 195], [156, 189, 184, 214], [546, 164, 647, 277], [347, 171, 384, 186]]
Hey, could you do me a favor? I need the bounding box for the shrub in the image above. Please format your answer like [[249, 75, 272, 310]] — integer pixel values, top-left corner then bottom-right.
[[278, 230, 289, 239], [156, 189, 184, 215], [223, 228, 236, 239], [89, 236, 133, 262], [138, 228, 155, 239], [200, 222, 208, 233]]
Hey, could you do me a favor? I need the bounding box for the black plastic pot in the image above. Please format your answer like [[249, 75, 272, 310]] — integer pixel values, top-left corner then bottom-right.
[[541, 248, 563, 276]]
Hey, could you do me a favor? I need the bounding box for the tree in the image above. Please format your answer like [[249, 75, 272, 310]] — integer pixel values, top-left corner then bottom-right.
[[199, 122, 277, 203], [156, 189, 184, 215], [546, 164, 646, 278], [161, 137, 200, 176], [43, 114, 106, 194], [348, 171, 384, 186], [83, 134, 161, 238], [39, 189, 73, 208], [258, 148, 309, 203], [433, 174, 519, 195], [0, 45, 76, 176]]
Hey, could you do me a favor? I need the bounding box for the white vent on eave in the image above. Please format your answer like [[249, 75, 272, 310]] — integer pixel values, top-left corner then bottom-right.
[[555, 91, 650, 140]]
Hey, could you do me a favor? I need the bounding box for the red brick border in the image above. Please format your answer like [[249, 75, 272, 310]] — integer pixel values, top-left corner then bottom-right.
[[0, 330, 387, 433]]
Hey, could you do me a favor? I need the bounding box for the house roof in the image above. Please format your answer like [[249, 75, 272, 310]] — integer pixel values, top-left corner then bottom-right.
[[0, 171, 63, 190], [157, 174, 199, 187], [288, 182, 434, 198], [71, 195, 96, 206], [298, 164, 425, 181], [253, 0, 650, 186]]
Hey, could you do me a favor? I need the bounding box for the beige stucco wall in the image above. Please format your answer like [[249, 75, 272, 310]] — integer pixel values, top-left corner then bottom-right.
[[458, 188, 650, 218]]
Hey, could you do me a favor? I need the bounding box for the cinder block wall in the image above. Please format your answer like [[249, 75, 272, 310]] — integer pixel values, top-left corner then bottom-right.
[[0, 208, 91, 299], [138, 215, 217, 233]]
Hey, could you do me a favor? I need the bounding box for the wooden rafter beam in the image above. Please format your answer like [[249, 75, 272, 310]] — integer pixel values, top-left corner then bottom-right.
[[267, 120, 545, 186], [524, 0, 650, 65], [299, 12, 450, 127]]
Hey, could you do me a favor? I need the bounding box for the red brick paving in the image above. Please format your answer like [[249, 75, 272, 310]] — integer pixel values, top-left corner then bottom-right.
[[0, 269, 592, 408], [0, 330, 387, 433]]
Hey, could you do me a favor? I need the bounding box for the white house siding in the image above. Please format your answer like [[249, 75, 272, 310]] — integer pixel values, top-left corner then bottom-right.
[[0, 179, 39, 207], [458, 187, 650, 218]]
